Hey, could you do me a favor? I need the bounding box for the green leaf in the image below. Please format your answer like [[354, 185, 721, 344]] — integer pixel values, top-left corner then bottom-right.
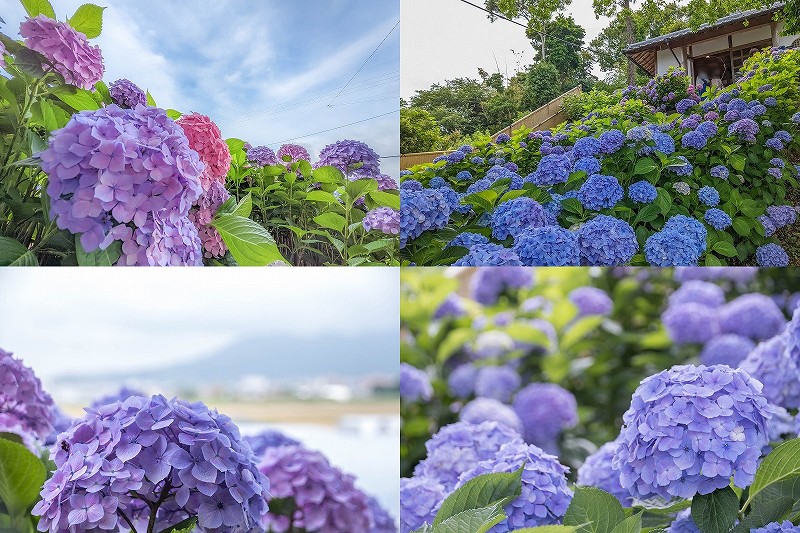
[[691, 487, 738, 533], [306, 190, 340, 205], [52, 86, 100, 110], [633, 158, 658, 175], [345, 178, 379, 203], [0, 437, 47, 517], [20, 0, 56, 18], [704, 253, 723, 266], [633, 203, 660, 225], [462, 190, 498, 212], [433, 467, 523, 526], [730, 154, 746, 172], [731, 497, 793, 533], [312, 165, 345, 184], [230, 193, 252, 218], [313, 212, 347, 232], [167, 109, 182, 120], [731, 217, 751, 237], [211, 214, 287, 266], [504, 323, 551, 349], [561, 316, 604, 351], [67, 4, 104, 38], [711, 241, 737, 258], [513, 527, 581, 533], [10, 251, 38, 266], [654, 188, 672, 216], [366, 190, 400, 209], [561, 197, 583, 215], [75, 238, 122, 266], [0, 238, 30, 266], [563, 486, 626, 533], [435, 505, 506, 533], [745, 438, 800, 509], [146, 90, 157, 107], [609, 513, 642, 533], [156, 517, 198, 533]]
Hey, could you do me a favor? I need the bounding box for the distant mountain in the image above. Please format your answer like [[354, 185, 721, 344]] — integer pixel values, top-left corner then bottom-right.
[[58, 332, 399, 385]]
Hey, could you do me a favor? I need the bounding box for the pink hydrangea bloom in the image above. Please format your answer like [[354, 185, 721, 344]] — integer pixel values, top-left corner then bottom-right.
[[0, 41, 6, 69], [19, 15, 104, 89], [176, 113, 231, 191], [189, 180, 230, 259], [277, 143, 311, 167]]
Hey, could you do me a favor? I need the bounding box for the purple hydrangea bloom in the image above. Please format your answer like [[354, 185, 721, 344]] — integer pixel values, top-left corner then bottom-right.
[[244, 429, 301, 457], [399, 189, 452, 247], [460, 397, 523, 433], [400, 363, 433, 402], [776, 130, 793, 143], [570, 286, 613, 317], [669, 280, 726, 308], [766, 138, 785, 150], [495, 133, 511, 143], [697, 186, 720, 206], [760, 215, 777, 236], [376, 173, 398, 191], [577, 215, 638, 266], [491, 197, 547, 240], [728, 118, 759, 142], [668, 156, 693, 176], [456, 441, 572, 532], [453, 243, 522, 266], [667, 510, 701, 533], [719, 293, 786, 340], [700, 334, 755, 367], [469, 267, 534, 305], [599, 130, 625, 154], [314, 139, 379, 178], [247, 145, 278, 167], [767, 205, 797, 228], [662, 303, 719, 344], [628, 181, 657, 203], [676, 99, 696, 114], [368, 496, 398, 533], [696, 121, 718, 137], [528, 154, 572, 186], [108, 79, 146, 109], [475, 366, 521, 402], [33, 395, 269, 532], [740, 334, 800, 408], [0, 348, 55, 443], [413, 421, 525, 491], [90, 386, 146, 409], [577, 441, 633, 506], [434, 293, 466, 319], [448, 364, 478, 398], [259, 444, 371, 533], [710, 165, 729, 180], [757, 243, 790, 266], [41, 105, 204, 264], [765, 97, 778, 107], [400, 476, 446, 533], [513, 226, 580, 266], [613, 364, 773, 501], [751, 522, 800, 533], [704, 208, 732, 230], [276, 143, 311, 167], [363, 207, 399, 235], [512, 383, 577, 454]]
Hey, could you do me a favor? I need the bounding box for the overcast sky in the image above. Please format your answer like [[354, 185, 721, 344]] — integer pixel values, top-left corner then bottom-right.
[[401, 0, 609, 98], [0, 268, 398, 380], [3, 0, 400, 177]]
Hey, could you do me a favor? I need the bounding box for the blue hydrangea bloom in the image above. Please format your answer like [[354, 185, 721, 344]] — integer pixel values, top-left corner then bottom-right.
[[719, 293, 786, 340], [767, 205, 797, 228], [700, 334, 756, 367], [448, 364, 478, 399], [740, 334, 800, 409], [668, 156, 693, 176], [475, 366, 522, 403], [667, 510, 701, 533], [577, 441, 633, 507], [751, 522, 800, 533], [697, 186, 720, 206], [760, 215, 777, 236], [653, 132, 676, 154], [577, 215, 638, 266], [669, 280, 726, 308], [434, 293, 466, 319], [696, 121, 718, 137], [599, 130, 625, 154], [455, 170, 473, 181], [400, 179, 422, 191], [529, 154, 572, 186], [470, 267, 534, 305], [757, 243, 790, 266], [613, 364, 773, 500], [400, 363, 432, 402], [572, 136, 601, 158], [574, 156, 601, 175], [665, 215, 707, 256], [428, 176, 447, 188], [399, 476, 446, 533], [513, 226, 580, 266], [628, 181, 657, 203], [465, 177, 493, 196], [578, 174, 624, 211], [771, 157, 786, 168], [448, 232, 489, 250], [663, 302, 720, 344], [459, 397, 523, 433], [682, 131, 708, 150], [512, 383, 577, 454], [453, 243, 522, 266], [764, 96, 778, 107], [491, 197, 547, 240], [728, 118, 759, 142], [710, 165, 729, 180], [627, 126, 651, 142], [446, 151, 465, 163], [766, 138, 784, 150], [704, 208, 732, 230], [570, 286, 613, 317], [645, 230, 701, 266], [471, 156, 485, 165], [776, 130, 793, 143], [496, 133, 511, 143], [400, 189, 452, 247], [676, 98, 696, 114]]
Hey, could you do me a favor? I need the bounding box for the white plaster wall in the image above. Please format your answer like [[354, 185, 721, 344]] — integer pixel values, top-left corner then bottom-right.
[[731, 25, 772, 47], [693, 35, 730, 56], [657, 48, 684, 75]]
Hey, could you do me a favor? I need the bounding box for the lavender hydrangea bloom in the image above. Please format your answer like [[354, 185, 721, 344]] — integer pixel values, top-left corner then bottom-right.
[[613, 365, 773, 501], [628, 181, 657, 203], [757, 243, 790, 266], [363, 207, 400, 235], [529, 154, 572, 186], [453, 243, 522, 266], [577, 441, 633, 506], [469, 267, 534, 305], [259, 444, 371, 533], [513, 226, 580, 266], [460, 398, 524, 433], [766, 138, 785, 151], [719, 293, 786, 340], [456, 441, 572, 532], [33, 395, 269, 532], [751, 522, 800, 533], [400, 189, 452, 247], [512, 383, 577, 454], [662, 303, 719, 344], [676, 99, 696, 114], [577, 215, 638, 266], [400, 476, 446, 533], [669, 280, 725, 308], [368, 497, 398, 533], [314, 139, 380, 178], [413, 421, 525, 491], [475, 366, 521, 402], [244, 429, 301, 457], [400, 363, 433, 402], [276, 144, 311, 167], [108, 79, 146, 109], [90, 386, 146, 409], [0, 348, 55, 443], [376, 173, 398, 191], [434, 293, 466, 320], [728, 118, 759, 142], [41, 105, 204, 264], [767, 205, 797, 228], [740, 334, 800, 408], [448, 364, 478, 398], [700, 335, 755, 367], [667, 510, 701, 533], [491, 197, 547, 240], [247, 145, 278, 167], [578, 174, 624, 211]]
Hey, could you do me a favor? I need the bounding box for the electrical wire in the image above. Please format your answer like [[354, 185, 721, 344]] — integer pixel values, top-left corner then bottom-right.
[[264, 110, 400, 146]]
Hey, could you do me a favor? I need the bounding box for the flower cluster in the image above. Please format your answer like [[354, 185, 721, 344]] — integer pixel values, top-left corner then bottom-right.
[[108, 79, 146, 109], [757, 243, 790, 266], [628, 181, 657, 203], [512, 383, 577, 454], [577, 441, 633, 506], [400, 189, 452, 248], [176, 113, 231, 192], [244, 429, 301, 457], [578, 174, 624, 210], [459, 397, 523, 433], [315, 139, 380, 178], [469, 267, 534, 305], [400, 363, 433, 402], [363, 207, 400, 235], [276, 143, 311, 167], [0, 348, 55, 444], [576, 215, 638, 266], [453, 243, 521, 266], [752, 522, 800, 533], [613, 364, 773, 501], [570, 286, 613, 316], [513, 226, 579, 266], [33, 395, 270, 532], [491, 197, 547, 240], [246, 145, 278, 167], [400, 476, 446, 533], [188, 180, 230, 259]]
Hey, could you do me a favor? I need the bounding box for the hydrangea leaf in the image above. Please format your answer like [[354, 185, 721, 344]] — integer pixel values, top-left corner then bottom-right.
[[67, 4, 104, 39], [691, 486, 739, 533], [366, 190, 400, 210], [609, 512, 642, 533], [0, 238, 30, 266], [432, 467, 523, 526], [20, 0, 56, 19], [311, 165, 345, 184], [633, 158, 658, 175], [211, 214, 287, 266], [563, 486, 626, 533], [0, 437, 46, 517], [230, 192, 252, 219], [156, 516, 197, 533], [504, 323, 552, 350], [560, 316, 605, 351], [313, 212, 346, 233], [744, 438, 800, 509], [434, 505, 506, 533], [513, 526, 581, 533], [75, 238, 122, 266], [731, 496, 793, 533], [51, 85, 100, 111]]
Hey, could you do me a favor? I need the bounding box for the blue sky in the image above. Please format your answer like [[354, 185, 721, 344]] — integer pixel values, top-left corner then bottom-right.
[[3, 0, 400, 177]]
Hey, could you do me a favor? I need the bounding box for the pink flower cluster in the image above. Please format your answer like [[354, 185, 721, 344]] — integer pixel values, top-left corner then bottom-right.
[[277, 143, 311, 167], [20, 15, 104, 89], [188, 180, 230, 258], [176, 113, 231, 191]]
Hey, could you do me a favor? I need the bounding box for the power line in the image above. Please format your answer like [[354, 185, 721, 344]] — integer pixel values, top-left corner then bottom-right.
[[327, 20, 400, 107], [329, 95, 399, 107], [265, 110, 400, 146]]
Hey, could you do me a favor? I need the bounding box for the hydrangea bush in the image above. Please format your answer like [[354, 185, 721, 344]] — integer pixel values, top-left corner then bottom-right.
[[400, 48, 800, 266]]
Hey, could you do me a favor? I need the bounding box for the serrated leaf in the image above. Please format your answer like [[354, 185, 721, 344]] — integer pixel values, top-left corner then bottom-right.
[[435, 505, 506, 533], [156, 516, 198, 533], [230, 192, 252, 218], [312, 165, 345, 184], [211, 214, 287, 266], [345, 178, 379, 204], [367, 190, 400, 209], [67, 4, 104, 38], [711, 241, 737, 257], [75, 238, 122, 266], [564, 487, 626, 533], [745, 438, 800, 509], [610, 514, 642, 533], [691, 486, 738, 533], [20, 0, 56, 19], [0, 437, 47, 516], [514, 527, 581, 533], [313, 212, 347, 232], [52, 86, 100, 110], [433, 467, 523, 526], [0, 237, 30, 266]]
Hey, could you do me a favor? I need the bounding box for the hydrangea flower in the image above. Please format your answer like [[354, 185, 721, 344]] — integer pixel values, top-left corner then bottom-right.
[[757, 243, 790, 266], [665, 215, 707, 256], [760, 215, 777, 236], [456, 441, 573, 532], [400, 189, 452, 248], [400, 476, 446, 533], [662, 302, 719, 344], [41, 105, 204, 263], [513, 226, 579, 266], [682, 131, 708, 150], [767, 205, 797, 228], [628, 181, 657, 203], [376, 174, 398, 191], [448, 232, 489, 250], [700, 334, 755, 367], [244, 429, 301, 457], [90, 386, 146, 409], [752, 523, 800, 533], [108, 79, 146, 109], [400, 363, 432, 402], [728, 118, 759, 142], [719, 293, 786, 340], [673, 182, 691, 195], [188, 180, 230, 259], [459, 398, 523, 433], [697, 186, 720, 206], [528, 154, 572, 186], [512, 383, 577, 454], [574, 156, 601, 175], [470, 267, 533, 306], [710, 165, 729, 180], [669, 280, 726, 308], [0, 348, 55, 443], [739, 334, 800, 408], [668, 156, 693, 176], [577, 441, 633, 506], [276, 143, 310, 167], [20, 15, 104, 89], [413, 421, 525, 491], [246, 145, 278, 167], [491, 197, 547, 240], [176, 113, 231, 192], [667, 509, 701, 533], [259, 445, 370, 533], [315, 139, 380, 178], [676, 99, 696, 114], [473, 331, 515, 359], [570, 286, 613, 317], [448, 364, 478, 398], [34, 395, 269, 532], [368, 497, 398, 533], [475, 366, 521, 403], [766, 138, 785, 150], [613, 364, 773, 500], [599, 130, 625, 154], [578, 174, 624, 211], [572, 136, 600, 158], [577, 215, 638, 266], [400, 179, 422, 191], [453, 243, 522, 266], [363, 207, 400, 235], [704, 208, 732, 230], [434, 293, 466, 320]]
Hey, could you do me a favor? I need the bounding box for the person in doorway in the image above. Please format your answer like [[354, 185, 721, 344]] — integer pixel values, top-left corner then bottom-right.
[[695, 67, 711, 96]]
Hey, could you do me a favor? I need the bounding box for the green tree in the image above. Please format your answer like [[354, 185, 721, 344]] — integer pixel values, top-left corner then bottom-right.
[[485, 0, 572, 61], [400, 107, 444, 154], [522, 61, 562, 111], [530, 15, 596, 91], [592, 0, 640, 84]]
